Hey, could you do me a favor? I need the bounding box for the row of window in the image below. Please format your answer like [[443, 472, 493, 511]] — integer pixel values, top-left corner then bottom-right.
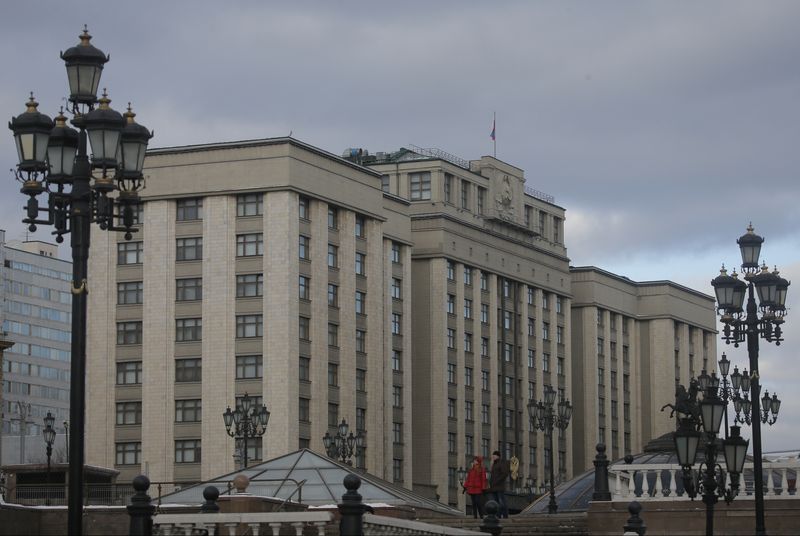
[[117, 315, 264, 344], [4, 342, 70, 363], [4, 280, 72, 305], [5, 300, 71, 324], [3, 360, 70, 382]]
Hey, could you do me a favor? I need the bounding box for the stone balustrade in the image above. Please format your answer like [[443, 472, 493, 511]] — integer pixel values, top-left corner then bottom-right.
[[153, 511, 333, 535], [608, 460, 798, 501]]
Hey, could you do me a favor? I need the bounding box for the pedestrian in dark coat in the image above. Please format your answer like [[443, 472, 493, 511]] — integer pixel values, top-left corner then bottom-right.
[[488, 450, 510, 518], [463, 455, 487, 518]]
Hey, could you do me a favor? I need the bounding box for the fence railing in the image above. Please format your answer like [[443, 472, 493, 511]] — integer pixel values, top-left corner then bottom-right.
[[608, 460, 798, 501], [153, 511, 333, 535], [4, 481, 196, 507]]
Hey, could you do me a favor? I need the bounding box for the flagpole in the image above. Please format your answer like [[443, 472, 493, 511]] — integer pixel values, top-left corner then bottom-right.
[[493, 111, 497, 158]]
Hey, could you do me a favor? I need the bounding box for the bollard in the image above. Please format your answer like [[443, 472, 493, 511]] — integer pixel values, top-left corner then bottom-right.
[[479, 500, 503, 536], [593, 443, 612, 501], [127, 475, 155, 536], [623, 500, 646, 536], [201, 486, 220, 513], [338, 474, 374, 536]]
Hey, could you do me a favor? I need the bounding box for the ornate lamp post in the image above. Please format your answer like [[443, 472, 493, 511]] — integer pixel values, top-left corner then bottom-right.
[[8, 27, 151, 535], [670, 379, 749, 536], [222, 393, 270, 470], [322, 419, 365, 465], [710, 224, 790, 536], [527, 385, 572, 514], [43, 411, 56, 506]]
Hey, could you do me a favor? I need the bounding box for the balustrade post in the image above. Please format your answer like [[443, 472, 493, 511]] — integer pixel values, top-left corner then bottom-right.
[[201, 486, 220, 513], [593, 443, 612, 501], [623, 500, 646, 536], [338, 474, 373, 536], [127, 475, 155, 536], [479, 500, 503, 536]]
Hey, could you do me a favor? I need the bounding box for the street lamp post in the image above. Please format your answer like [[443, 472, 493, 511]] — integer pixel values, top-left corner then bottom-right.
[[710, 224, 790, 536], [322, 419, 365, 465], [527, 385, 572, 514], [670, 379, 749, 536], [43, 411, 56, 506], [8, 27, 152, 536], [222, 393, 270, 470]]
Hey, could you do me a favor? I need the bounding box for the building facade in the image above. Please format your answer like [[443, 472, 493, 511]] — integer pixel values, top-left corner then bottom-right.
[[85, 139, 414, 486], [569, 266, 717, 472], [363, 149, 572, 507], [0, 230, 72, 463]]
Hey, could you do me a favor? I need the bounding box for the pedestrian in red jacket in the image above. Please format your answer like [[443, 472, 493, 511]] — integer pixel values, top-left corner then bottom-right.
[[463, 455, 488, 518]]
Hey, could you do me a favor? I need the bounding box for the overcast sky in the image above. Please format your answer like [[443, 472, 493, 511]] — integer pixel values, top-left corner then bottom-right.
[[2, 1, 798, 452]]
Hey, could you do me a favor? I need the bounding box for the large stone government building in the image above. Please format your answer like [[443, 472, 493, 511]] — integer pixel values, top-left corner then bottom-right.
[[84, 139, 716, 509]]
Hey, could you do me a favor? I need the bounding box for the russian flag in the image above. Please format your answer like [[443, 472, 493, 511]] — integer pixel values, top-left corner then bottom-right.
[[490, 118, 496, 141]]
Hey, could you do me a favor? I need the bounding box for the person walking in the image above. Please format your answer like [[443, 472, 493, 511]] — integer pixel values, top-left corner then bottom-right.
[[488, 450, 510, 518], [462, 455, 487, 518]]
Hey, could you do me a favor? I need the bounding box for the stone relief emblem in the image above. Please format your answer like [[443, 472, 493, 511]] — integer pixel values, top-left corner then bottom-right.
[[495, 174, 515, 220]]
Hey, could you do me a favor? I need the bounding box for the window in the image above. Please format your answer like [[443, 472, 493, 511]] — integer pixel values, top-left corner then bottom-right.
[[482, 404, 490, 424], [381, 175, 390, 192], [447, 328, 456, 349], [503, 310, 512, 330], [460, 180, 470, 209], [557, 326, 564, 344], [504, 409, 513, 428], [355, 215, 365, 238], [528, 287, 535, 305], [356, 368, 367, 392], [466, 434, 474, 455], [116, 401, 142, 425], [116, 362, 142, 385], [355, 291, 366, 315], [480, 272, 488, 291], [542, 293, 549, 310], [328, 403, 339, 428], [176, 237, 203, 261], [356, 408, 366, 432], [299, 398, 310, 422], [299, 276, 310, 300], [482, 438, 490, 459], [542, 322, 550, 340], [328, 363, 339, 387], [236, 355, 262, 379], [553, 217, 561, 243], [175, 399, 202, 422], [543, 353, 550, 372], [409, 171, 431, 200], [237, 193, 263, 217], [327, 284, 339, 307], [480, 303, 489, 324], [448, 398, 456, 419], [477, 187, 486, 214], [392, 350, 402, 371], [328, 207, 338, 229], [391, 313, 402, 335], [327, 244, 338, 268], [504, 376, 513, 396], [446, 260, 455, 280], [299, 357, 310, 381], [528, 381, 536, 400], [393, 459, 403, 482], [528, 317, 535, 336], [482, 370, 489, 391], [117, 321, 142, 345], [298, 316, 311, 341], [597, 309, 604, 326], [447, 363, 456, 384], [503, 280, 511, 297], [393, 385, 403, 407], [299, 196, 309, 219], [597, 338, 604, 355], [503, 343, 513, 362], [356, 330, 366, 353], [447, 432, 456, 453], [327, 323, 339, 347], [528, 349, 535, 368], [391, 242, 401, 263], [177, 277, 203, 301], [116, 442, 141, 465], [355, 252, 366, 275], [117, 241, 143, 265], [557, 357, 565, 376], [176, 198, 203, 221], [464, 266, 473, 285], [465, 367, 473, 387], [117, 281, 143, 305], [175, 358, 202, 382], [464, 332, 473, 353], [556, 296, 563, 314], [446, 294, 455, 315], [481, 337, 489, 357], [176, 318, 202, 342], [175, 439, 201, 463], [387, 423, 403, 447], [237, 233, 263, 257], [465, 400, 474, 421], [299, 236, 310, 260], [444, 173, 453, 203], [391, 278, 402, 299], [236, 274, 263, 298], [538, 211, 546, 234], [525, 206, 532, 227]]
